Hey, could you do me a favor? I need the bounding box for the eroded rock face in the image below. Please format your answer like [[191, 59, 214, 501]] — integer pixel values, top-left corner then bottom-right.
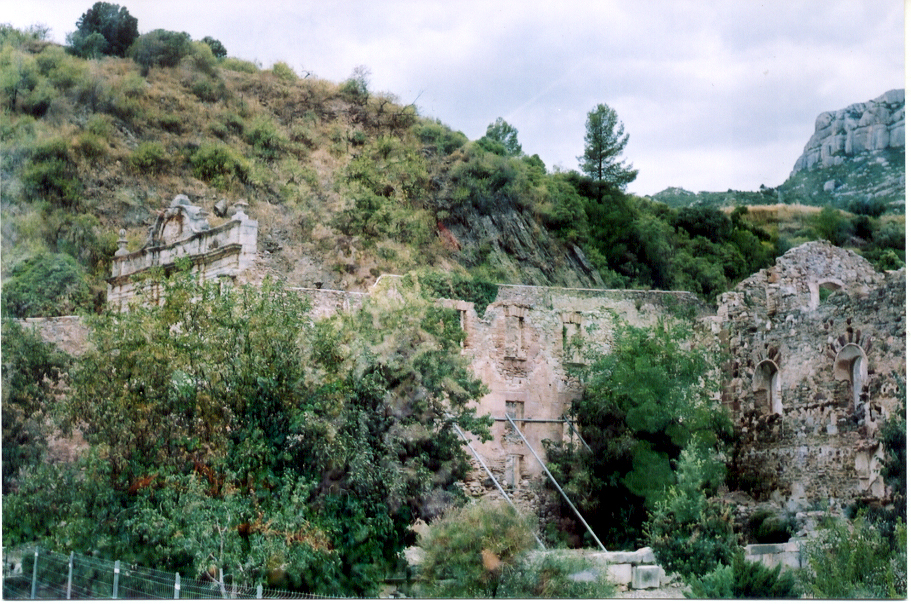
[[791, 90, 904, 174]]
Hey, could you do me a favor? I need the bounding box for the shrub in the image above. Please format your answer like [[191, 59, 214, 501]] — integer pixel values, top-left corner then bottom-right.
[[221, 57, 258, 73], [415, 271, 499, 312], [129, 141, 168, 173], [1, 318, 70, 495], [686, 551, 800, 598], [272, 61, 297, 81], [647, 445, 738, 580], [799, 513, 906, 598], [200, 36, 226, 59], [498, 552, 615, 598], [1, 252, 92, 318], [21, 139, 82, 208], [244, 116, 286, 160], [746, 508, 797, 543], [190, 142, 249, 187], [130, 29, 192, 75], [416, 501, 537, 598], [73, 130, 107, 161]]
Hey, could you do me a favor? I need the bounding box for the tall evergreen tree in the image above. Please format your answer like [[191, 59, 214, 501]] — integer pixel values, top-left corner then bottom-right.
[[578, 104, 637, 189]]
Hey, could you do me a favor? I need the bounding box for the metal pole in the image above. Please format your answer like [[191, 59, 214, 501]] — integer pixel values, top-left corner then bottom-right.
[[66, 552, 74, 600], [451, 423, 546, 550], [504, 414, 608, 553], [562, 414, 592, 453], [30, 548, 38, 600], [112, 560, 120, 599]]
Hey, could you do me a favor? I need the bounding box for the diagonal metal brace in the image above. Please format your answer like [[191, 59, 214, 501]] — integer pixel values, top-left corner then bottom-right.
[[504, 414, 608, 553]]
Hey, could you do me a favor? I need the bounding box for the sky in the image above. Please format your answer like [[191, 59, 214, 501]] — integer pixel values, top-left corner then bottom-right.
[[1, 1, 905, 196]]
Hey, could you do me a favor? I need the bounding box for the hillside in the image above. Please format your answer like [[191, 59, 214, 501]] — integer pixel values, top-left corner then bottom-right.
[[0, 25, 904, 318]]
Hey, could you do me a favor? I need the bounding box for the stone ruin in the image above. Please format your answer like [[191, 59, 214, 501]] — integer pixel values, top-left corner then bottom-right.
[[104, 201, 905, 519], [106, 195, 258, 311]]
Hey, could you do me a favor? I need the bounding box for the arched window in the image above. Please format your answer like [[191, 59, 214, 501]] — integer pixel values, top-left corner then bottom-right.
[[834, 344, 868, 410], [753, 360, 782, 415]]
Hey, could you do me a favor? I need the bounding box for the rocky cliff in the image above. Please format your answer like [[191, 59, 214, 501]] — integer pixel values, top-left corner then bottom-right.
[[791, 89, 904, 174]]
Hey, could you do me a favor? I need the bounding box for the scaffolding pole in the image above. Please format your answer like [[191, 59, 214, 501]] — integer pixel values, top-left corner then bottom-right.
[[504, 414, 608, 553], [561, 414, 593, 453], [451, 423, 546, 550]]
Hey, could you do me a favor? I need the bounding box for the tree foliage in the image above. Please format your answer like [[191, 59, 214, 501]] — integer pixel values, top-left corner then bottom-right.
[[479, 117, 523, 157], [1, 319, 71, 494], [545, 319, 731, 548], [4, 271, 491, 596], [68, 2, 138, 58], [578, 103, 637, 189]]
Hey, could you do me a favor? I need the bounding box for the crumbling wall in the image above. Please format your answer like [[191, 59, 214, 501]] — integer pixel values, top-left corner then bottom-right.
[[716, 241, 905, 509], [107, 196, 258, 309]]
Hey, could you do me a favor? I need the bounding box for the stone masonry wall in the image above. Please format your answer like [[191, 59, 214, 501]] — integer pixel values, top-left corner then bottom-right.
[[715, 241, 905, 509]]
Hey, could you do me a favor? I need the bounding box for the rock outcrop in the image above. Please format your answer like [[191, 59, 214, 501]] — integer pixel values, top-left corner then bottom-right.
[[791, 89, 904, 174]]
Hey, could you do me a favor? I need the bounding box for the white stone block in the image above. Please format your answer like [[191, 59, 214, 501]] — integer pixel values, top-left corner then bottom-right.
[[632, 565, 661, 590], [605, 563, 632, 586]]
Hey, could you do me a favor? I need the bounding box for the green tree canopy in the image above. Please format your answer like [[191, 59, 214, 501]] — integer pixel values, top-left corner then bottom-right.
[[578, 103, 637, 189], [479, 117, 523, 157], [4, 271, 490, 596], [67, 2, 138, 58]]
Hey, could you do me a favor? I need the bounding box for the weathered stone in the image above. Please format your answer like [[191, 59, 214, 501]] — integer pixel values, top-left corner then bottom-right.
[[605, 563, 632, 586], [632, 565, 661, 589]]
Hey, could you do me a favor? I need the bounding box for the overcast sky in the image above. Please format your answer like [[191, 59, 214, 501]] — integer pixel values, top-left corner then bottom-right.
[[2, 1, 905, 195]]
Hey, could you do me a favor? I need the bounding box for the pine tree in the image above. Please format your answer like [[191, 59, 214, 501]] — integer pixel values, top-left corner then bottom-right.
[[578, 103, 637, 189]]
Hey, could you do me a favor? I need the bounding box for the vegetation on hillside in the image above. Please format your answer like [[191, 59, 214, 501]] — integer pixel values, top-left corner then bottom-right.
[[2, 15, 902, 318]]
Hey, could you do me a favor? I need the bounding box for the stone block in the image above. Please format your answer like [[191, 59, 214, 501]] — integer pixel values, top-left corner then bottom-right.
[[632, 565, 661, 590], [605, 563, 632, 586]]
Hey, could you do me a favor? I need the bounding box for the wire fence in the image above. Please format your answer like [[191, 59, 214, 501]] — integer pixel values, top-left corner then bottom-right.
[[2, 547, 348, 599]]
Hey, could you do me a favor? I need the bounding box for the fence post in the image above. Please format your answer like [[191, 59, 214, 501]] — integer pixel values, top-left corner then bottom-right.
[[66, 552, 74, 600], [30, 548, 38, 600], [112, 560, 120, 599], [256, 584, 263, 599], [174, 573, 180, 599]]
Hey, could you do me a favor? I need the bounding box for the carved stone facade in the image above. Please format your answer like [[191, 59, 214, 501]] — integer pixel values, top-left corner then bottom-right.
[[107, 195, 258, 310]]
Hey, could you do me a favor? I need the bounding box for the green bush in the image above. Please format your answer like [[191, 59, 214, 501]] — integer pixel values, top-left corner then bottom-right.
[[201, 36, 226, 59], [647, 445, 738, 580], [746, 508, 797, 544], [245, 116, 286, 160], [415, 270, 499, 312], [800, 513, 906, 598], [1, 252, 92, 318], [686, 551, 799, 598], [190, 142, 249, 187], [73, 131, 107, 162], [1, 319, 70, 495], [129, 141, 168, 173], [416, 501, 538, 598], [498, 552, 615, 598], [272, 61, 297, 81], [221, 57, 259, 73], [21, 139, 82, 208], [130, 29, 192, 75]]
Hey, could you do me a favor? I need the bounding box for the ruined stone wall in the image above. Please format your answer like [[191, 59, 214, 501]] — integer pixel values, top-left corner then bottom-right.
[[107, 197, 258, 310], [716, 241, 905, 509], [452, 285, 709, 509]]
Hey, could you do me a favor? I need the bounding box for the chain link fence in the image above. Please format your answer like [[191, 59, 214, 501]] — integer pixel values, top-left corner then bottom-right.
[[2, 547, 346, 599]]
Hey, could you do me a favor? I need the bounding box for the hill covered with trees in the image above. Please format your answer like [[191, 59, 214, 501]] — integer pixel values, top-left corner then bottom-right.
[[2, 9, 903, 319]]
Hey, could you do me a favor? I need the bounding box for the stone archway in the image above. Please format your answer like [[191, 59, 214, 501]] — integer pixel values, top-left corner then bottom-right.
[[753, 359, 782, 415]]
